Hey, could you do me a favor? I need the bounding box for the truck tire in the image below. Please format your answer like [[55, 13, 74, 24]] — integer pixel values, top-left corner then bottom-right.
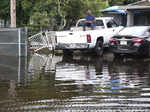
[[95, 40, 103, 56]]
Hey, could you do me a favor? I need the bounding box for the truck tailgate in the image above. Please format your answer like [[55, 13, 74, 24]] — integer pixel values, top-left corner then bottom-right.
[[56, 31, 88, 43]]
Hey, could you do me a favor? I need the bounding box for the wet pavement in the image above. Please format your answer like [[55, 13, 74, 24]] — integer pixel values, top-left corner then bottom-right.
[[1, 53, 150, 111]]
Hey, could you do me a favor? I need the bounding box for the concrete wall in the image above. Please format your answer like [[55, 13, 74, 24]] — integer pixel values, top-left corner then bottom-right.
[[0, 28, 27, 56]]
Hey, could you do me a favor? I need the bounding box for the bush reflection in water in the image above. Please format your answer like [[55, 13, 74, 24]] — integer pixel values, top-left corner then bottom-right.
[[0, 53, 150, 111]]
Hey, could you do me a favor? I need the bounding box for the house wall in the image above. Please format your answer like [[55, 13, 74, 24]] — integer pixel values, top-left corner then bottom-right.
[[127, 10, 150, 26], [127, 11, 134, 26], [134, 12, 150, 25], [126, 0, 150, 26]]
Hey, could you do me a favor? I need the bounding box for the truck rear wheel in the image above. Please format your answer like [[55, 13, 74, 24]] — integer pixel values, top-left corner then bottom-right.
[[95, 40, 103, 56]]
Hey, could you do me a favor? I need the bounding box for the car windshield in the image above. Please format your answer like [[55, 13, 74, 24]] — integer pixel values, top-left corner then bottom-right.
[[118, 27, 148, 36]]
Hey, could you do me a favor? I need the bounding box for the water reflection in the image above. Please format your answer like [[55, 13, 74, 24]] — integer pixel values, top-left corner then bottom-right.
[[28, 53, 62, 72], [8, 80, 17, 98], [0, 55, 27, 82], [55, 54, 150, 111], [0, 53, 150, 111]]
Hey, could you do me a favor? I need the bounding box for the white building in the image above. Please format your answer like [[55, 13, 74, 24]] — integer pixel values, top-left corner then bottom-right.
[[102, 0, 150, 26], [120, 0, 150, 26]]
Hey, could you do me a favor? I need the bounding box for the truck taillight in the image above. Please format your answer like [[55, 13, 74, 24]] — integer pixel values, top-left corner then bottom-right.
[[132, 38, 144, 43], [87, 34, 91, 43], [109, 38, 116, 43], [55, 36, 57, 43]]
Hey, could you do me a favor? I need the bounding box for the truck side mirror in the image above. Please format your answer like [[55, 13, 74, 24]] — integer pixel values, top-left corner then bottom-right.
[[70, 27, 74, 31], [107, 22, 112, 28]]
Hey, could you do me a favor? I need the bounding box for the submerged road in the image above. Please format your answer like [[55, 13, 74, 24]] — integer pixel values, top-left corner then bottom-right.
[[0, 52, 150, 112]]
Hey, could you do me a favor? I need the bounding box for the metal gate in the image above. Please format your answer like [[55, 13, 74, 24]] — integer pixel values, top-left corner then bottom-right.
[[28, 31, 56, 52]]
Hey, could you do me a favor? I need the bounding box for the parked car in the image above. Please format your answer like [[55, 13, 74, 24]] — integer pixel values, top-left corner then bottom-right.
[[109, 26, 150, 57]]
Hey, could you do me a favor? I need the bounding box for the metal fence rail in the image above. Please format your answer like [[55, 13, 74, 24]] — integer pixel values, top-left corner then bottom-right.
[[28, 31, 56, 52]]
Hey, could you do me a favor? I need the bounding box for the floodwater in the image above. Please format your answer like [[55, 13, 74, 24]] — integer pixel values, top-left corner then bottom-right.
[[1, 53, 150, 112]]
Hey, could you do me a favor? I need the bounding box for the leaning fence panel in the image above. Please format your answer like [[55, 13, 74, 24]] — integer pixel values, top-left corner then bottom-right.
[[28, 31, 56, 52]]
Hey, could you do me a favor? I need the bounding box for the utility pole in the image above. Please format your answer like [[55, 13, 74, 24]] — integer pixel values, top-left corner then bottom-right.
[[10, 0, 16, 28]]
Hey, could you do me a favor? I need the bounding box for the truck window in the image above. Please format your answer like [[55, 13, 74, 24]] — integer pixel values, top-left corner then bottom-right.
[[77, 20, 104, 27], [96, 20, 104, 26], [106, 19, 118, 28], [77, 21, 84, 27]]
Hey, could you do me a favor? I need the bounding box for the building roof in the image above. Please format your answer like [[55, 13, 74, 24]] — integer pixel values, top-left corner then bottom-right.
[[102, 0, 150, 14], [128, 0, 150, 6], [119, 0, 150, 11], [119, 5, 150, 11]]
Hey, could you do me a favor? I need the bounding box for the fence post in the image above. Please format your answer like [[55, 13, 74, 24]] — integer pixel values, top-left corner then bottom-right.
[[10, 0, 16, 28]]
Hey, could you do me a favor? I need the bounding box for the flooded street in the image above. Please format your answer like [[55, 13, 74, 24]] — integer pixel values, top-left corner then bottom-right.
[[1, 53, 150, 111]]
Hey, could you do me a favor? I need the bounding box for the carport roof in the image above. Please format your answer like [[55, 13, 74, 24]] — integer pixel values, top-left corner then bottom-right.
[[101, 6, 126, 14]]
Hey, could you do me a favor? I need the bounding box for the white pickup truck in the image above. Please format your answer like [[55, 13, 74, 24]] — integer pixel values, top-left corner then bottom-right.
[[55, 17, 124, 56]]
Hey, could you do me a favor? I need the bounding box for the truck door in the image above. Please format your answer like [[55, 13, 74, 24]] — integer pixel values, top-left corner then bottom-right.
[[104, 19, 122, 43]]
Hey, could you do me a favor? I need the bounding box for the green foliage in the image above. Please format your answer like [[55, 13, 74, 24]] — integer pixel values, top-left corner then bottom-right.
[[0, 0, 138, 30], [63, 0, 109, 29], [108, 0, 124, 6], [124, 0, 139, 4], [108, 0, 139, 6], [0, 0, 10, 21], [27, 0, 109, 30]]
